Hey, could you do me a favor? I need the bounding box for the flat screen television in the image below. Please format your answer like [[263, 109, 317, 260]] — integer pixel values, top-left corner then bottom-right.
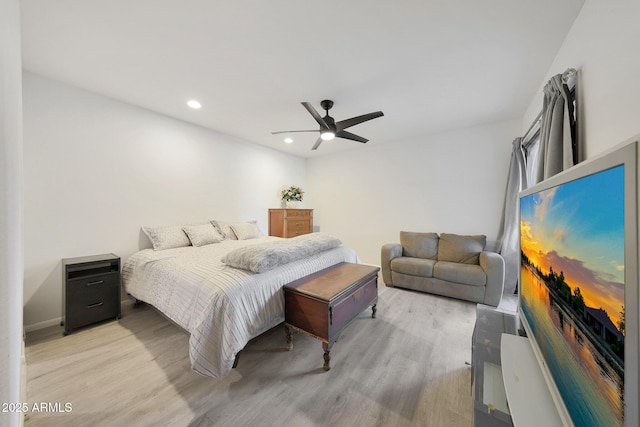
[[502, 138, 638, 427]]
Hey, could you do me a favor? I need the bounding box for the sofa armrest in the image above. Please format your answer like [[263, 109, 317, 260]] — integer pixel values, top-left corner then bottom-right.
[[479, 251, 505, 307], [381, 243, 403, 286]]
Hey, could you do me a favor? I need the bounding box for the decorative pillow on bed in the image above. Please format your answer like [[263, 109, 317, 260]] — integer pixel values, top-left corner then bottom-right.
[[211, 220, 237, 240], [221, 232, 341, 273], [229, 221, 262, 240], [142, 224, 192, 251], [182, 223, 224, 247], [212, 220, 262, 240]]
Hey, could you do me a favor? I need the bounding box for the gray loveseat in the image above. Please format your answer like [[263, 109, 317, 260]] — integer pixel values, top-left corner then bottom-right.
[[381, 232, 504, 307]]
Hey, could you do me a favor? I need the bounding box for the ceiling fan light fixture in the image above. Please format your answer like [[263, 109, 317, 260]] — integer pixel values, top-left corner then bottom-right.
[[320, 131, 335, 141]]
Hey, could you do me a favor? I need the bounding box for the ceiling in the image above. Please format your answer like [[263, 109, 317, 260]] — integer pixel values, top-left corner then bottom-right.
[[20, 0, 584, 158]]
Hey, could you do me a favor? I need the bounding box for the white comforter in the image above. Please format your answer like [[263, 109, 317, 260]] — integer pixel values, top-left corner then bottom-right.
[[122, 236, 359, 378]]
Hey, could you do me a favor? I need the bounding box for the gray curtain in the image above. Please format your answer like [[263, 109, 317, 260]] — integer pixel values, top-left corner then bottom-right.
[[497, 70, 577, 296], [534, 73, 576, 184], [496, 138, 527, 294]]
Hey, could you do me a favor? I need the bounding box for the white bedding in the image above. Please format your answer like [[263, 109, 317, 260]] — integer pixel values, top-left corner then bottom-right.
[[122, 236, 360, 378]]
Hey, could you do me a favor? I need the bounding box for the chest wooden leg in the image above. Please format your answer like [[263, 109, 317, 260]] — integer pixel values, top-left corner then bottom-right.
[[284, 324, 293, 351], [322, 342, 332, 371]]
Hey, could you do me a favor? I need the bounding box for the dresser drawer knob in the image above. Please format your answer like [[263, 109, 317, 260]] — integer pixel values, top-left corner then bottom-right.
[[87, 280, 104, 287], [87, 302, 104, 309]]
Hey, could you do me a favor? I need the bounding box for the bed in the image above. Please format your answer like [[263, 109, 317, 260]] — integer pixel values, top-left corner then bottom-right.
[[122, 229, 360, 378]]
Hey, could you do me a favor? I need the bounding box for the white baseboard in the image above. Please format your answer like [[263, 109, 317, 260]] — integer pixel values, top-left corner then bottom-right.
[[24, 298, 136, 333], [24, 317, 62, 333]]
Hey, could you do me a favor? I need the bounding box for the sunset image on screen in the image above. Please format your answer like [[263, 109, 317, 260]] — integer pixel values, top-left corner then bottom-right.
[[519, 164, 625, 427], [520, 166, 625, 328]]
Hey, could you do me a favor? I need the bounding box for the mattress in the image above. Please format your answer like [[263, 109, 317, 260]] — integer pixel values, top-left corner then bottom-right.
[[122, 236, 359, 377]]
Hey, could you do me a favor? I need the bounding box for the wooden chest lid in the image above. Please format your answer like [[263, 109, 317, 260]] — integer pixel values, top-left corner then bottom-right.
[[283, 262, 379, 301]]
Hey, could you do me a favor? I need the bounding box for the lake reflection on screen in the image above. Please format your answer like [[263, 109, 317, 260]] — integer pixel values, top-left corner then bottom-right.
[[520, 266, 623, 427]]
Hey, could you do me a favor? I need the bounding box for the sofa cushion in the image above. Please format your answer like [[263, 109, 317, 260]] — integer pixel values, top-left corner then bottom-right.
[[400, 231, 439, 259], [437, 233, 486, 265], [434, 261, 486, 287], [390, 257, 436, 278]]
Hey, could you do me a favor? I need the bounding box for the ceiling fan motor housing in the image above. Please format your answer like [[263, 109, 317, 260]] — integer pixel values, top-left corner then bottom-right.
[[320, 99, 334, 111]]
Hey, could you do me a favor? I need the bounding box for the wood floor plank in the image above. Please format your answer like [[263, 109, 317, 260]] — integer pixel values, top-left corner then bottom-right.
[[25, 286, 475, 427]]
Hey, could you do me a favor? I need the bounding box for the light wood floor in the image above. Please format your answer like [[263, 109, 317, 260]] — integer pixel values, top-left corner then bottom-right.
[[25, 285, 476, 427]]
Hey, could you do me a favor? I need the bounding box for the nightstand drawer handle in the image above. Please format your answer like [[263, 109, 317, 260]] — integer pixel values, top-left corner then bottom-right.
[[86, 280, 104, 287], [87, 302, 104, 309]]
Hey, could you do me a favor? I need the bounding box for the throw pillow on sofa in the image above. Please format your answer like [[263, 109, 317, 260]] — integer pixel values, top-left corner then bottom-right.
[[437, 233, 486, 265], [400, 231, 439, 259]]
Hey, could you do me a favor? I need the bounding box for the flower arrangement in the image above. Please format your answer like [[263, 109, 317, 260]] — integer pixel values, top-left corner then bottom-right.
[[281, 185, 304, 202]]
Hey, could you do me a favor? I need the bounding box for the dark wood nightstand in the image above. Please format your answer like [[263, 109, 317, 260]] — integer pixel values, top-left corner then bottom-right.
[[62, 253, 121, 335]]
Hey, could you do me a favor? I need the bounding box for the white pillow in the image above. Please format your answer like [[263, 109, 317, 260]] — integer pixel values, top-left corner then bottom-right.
[[211, 220, 237, 240], [230, 221, 262, 240], [142, 225, 191, 251], [211, 220, 264, 240], [183, 223, 224, 247]]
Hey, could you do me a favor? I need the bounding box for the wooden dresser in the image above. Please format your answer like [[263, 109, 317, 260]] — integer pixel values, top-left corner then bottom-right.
[[268, 208, 313, 238]]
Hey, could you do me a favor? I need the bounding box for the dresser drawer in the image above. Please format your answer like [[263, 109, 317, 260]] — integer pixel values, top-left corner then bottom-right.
[[285, 210, 312, 219], [286, 219, 310, 231]]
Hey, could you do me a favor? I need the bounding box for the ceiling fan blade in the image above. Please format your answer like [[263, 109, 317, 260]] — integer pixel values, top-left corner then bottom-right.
[[311, 137, 323, 150], [302, 102, 330, 130], [336, 111, 384, 131], [336, 130, 368, 143], [271, 130, 318, 135]]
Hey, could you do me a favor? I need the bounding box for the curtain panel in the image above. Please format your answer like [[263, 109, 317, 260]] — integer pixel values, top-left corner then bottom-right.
[[497, 138, 527, 293], [498, 69, 578, 295], [534, 73, 577, 184]]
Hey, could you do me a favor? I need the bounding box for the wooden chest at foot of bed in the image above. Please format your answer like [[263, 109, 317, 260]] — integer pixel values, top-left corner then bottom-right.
[[283, 262, 379, 370]]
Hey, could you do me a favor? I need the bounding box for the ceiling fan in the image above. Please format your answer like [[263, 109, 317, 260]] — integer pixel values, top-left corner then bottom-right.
[[272, 100, 384, 150]]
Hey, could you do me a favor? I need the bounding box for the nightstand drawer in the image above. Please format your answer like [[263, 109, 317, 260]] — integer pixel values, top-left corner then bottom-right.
[[67, 274, 119, 301], [66, 289, 119, 331]]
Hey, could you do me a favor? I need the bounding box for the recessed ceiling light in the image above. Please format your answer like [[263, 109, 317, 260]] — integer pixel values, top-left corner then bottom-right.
[[284, 137, 293, 144], [187, 99, 202, 109]]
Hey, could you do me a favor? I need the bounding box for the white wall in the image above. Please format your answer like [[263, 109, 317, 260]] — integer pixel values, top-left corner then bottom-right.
[[306, 119, 520, 266], [22, 73, 307, 329], [523, 0, 640, 158], [24, 0, 640, 331], [0, 0, 24, 425]]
